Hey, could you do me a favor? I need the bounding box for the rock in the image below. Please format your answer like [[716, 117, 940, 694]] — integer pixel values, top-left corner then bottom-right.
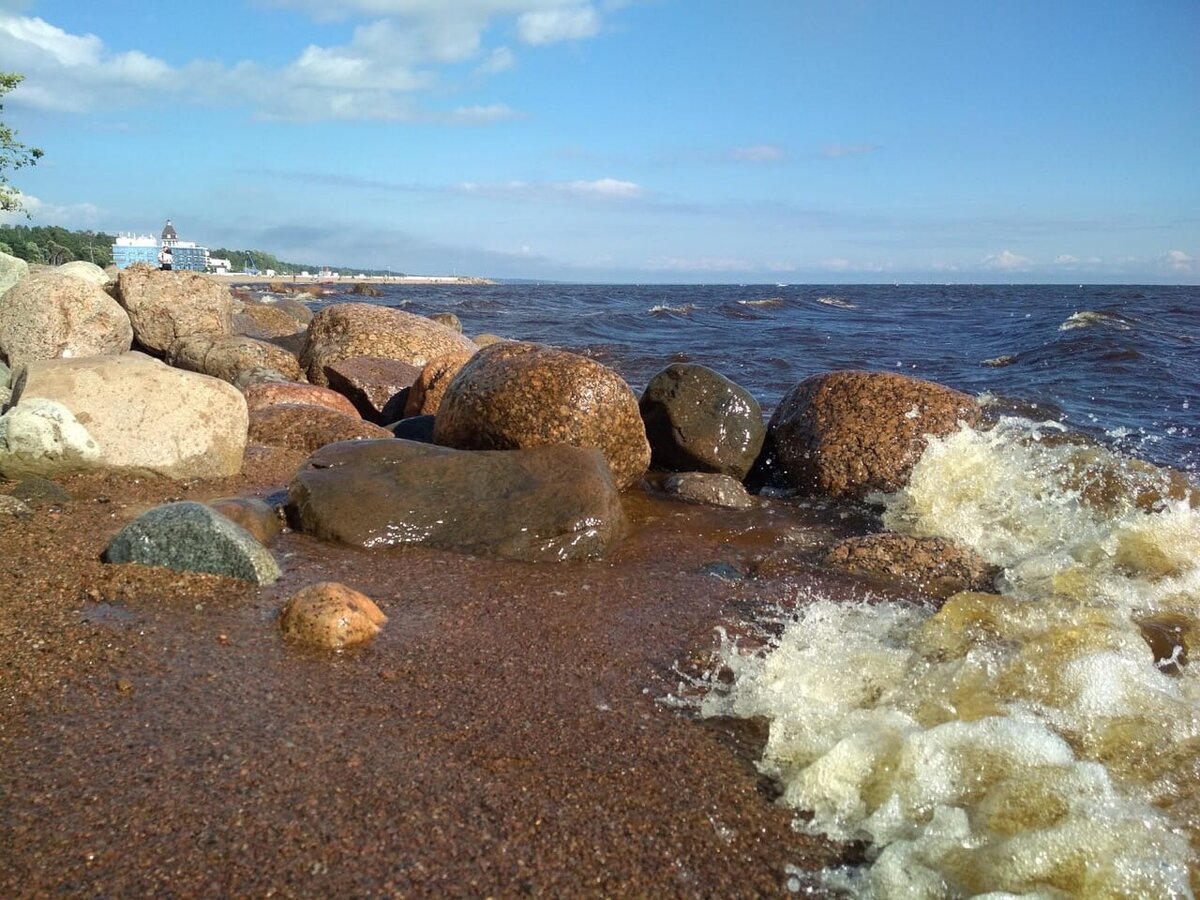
[[248, 404, 392, 455], [234, 301, 307, 339], [115, 265, 233, 355], [639, 363, 765, 479], [207, 496, 282, 544], [428, 312, 461, 332], [233, 367, 295, 389], [56, 260, 110, 286], [7, 475, 72, 506], [243, 381, 360, 418], [323, 356, 422, 424], [287, 439, 625, 562], [166, 334, 303, 385], [0, 250, 28, 296], [349, 282, 381, 297], [273, 297, 313, 325], [0, 494, 30, 517], [768, 370, 981, 499], [661, 472, 755, 509], [300, 303, 476, 387], [823, 533, 999, 600], [388, 415, 436, 443], [103, 501, 280, 584], [433, 342, 651, 490], [0, 270, 133, 369], [0, 353, 247, 480], [279, 582, 387, 649], [404, 351, 474, 417], [473, 333, 508, 348]]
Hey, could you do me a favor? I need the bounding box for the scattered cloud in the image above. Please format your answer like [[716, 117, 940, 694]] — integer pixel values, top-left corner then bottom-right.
[[0, 192, 101, 226], [1054, 254, 1080, 265], [981, 249, 1032, 270], [728, 144, 786, 164], [643, 256, 754, 272], [456, 177, 644, 202], [517, 5, 601, 44], [1159, 249, 1195, 273], [476, 46, 516, 75], [820, 143, 878, 159]]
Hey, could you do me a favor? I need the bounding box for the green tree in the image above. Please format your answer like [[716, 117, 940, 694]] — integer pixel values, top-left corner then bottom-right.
[[1, 73, 43, 214], [0, 241, 11, 255], [23, 241, 43, 263]]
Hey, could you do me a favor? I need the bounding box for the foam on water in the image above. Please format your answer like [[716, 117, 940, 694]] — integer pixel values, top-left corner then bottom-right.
[[702, 418, 1200, 898]]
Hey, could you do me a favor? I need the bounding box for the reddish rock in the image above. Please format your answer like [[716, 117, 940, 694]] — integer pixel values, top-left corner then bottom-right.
[[300, 303, 476, 386], [279, 582, 387, 649], [115, 265, 233, 355], [432, 341, 651, 490], [233, 301, 306, 339], [167, 334, 303, 384], [243, 381, 360, 418], [822, 532, 999, 600], [768, 370, 981, 499], [322, 356, 422, 424], [0, 270, 133, 369], [208, 496, 282, 545], [404, 351, 475, 417], [248, 404, 392, 455]]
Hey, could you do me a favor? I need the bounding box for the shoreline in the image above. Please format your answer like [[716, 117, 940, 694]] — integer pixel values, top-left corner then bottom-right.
[[207, 273, 495, 286]]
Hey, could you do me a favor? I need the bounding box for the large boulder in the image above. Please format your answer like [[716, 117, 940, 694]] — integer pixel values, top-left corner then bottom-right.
[[287, 439, 625, 562], [233, 301, 307, 340], [639, 363, 765, 479], [0, 269, 133, 369], [115, 265, 233, 355], [432, 342, 651, 490], [404, 350, 474, 417], [0, 250, 28, 296], [166, 334, 303, 384], [248, 403, 392, 455], [56, 260, 110, 287], [323, 356, 422, 424], [103, 501, 280, 585], [0, 353, 247, 480], [243, 381, 360, 418], [767, 370, 981, 499], [300, 303, 476, 387]]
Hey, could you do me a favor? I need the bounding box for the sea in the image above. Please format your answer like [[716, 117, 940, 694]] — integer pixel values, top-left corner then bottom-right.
[[309, 282, 1199, 897]]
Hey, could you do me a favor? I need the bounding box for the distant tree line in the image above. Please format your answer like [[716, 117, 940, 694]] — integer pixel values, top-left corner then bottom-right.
[[0, 224, 115, 266], [210, 247, 404, 277]]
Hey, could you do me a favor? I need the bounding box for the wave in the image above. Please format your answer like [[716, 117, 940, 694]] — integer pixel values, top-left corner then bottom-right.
[[701, 417, 1200, 897], [738, 297, 785, 308], [815, 296, 857, 309], [1060, 310, 1135, 331], [648, 303, 698, 316]]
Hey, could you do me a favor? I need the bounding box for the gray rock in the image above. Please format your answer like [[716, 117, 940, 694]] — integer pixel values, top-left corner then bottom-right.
[[0, 250, 28, 297], [640, 363, 765, 479], [8, 475, 72, 506], [287, 439, 625, 562], [103, 501, 281, 584], [661, 471, 755, 509], [56, 260, 110, 286], [0, 494, 31, 517]]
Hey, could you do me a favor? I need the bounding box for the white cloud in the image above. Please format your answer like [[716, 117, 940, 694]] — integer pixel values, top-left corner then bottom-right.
[[729, 144, 786, 163], [476, 46, 516, 75], [644, 256, 753, 272], [820, 143, 878, 159], [1054, 254, 1080, 265], [0, 192, 101, 226], [560, 177, 642, 198], [1160, 249, 1195, 273], [981, 249, 1032, 270], [517, 5, 601, 44], [456, 177, 643, 201]]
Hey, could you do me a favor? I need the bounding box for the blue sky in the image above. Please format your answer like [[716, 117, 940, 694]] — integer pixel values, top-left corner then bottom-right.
[[1, 0, 1196, 283]]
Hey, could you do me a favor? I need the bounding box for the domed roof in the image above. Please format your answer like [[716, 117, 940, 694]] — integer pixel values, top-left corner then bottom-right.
[[161, 219, 177, 240]]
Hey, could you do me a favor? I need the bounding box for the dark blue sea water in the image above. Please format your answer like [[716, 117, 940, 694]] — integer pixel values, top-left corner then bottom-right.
[[313, 283, 1199, 476]]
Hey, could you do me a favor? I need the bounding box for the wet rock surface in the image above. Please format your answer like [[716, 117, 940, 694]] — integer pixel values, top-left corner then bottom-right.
[[115, 266, 233, 356], [322, 356, 421, 424], [279, 581, 387, 649], [661, 471, 756, 509], [823, 532, 1000, 600], [300, 303, 477, 386], [207, 495, 282, 545], [640, 363, 765, 479], [233, 301, 307, 340], [248, 404, 392, 455], [103, 500, 281, 584], [768, 369, 981, 499], [404, 350, 474, 417], [288, 439, 626, 562], [433, 341, 651, 490]]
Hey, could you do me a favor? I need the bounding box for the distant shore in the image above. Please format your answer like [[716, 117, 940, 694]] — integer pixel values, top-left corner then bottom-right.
[[206, 273, 494, 286]]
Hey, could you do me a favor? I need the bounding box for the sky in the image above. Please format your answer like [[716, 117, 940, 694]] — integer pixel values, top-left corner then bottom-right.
[[0, 0, 1197, 283]]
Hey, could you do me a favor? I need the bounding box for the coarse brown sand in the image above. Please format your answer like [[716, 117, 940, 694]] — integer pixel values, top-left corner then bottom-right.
[[1, 446, 876, 898]]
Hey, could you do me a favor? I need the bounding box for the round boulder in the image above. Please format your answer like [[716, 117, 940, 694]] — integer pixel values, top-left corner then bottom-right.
[[432, 341, 651, 490], [243, 381, 360, 418], [115, 265, 233, 355], [167, 334, 303, 384], [300, 303, 476, 387], [639, 363, 765, 479], [279, 582, 387, 649], [0, 270, 133, 369], [768, 370, 981, 499], [248, 403, 392, 455], [56, 260, 110, 287]]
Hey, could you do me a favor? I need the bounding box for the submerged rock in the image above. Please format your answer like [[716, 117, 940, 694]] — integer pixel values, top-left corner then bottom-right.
[[640, 363, 765, 479], [287, 439, 625, 562], [427, 312, 461, 332], [661, 472, 755, 509], [823, 533, 1000, 600], [103, 501, 281, 584], [768, 370, 981, 500], [279, 582, 387, 649], [433, 341, 651, 490]]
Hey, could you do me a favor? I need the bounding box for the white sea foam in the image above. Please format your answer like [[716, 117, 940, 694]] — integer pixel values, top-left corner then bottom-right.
[[738, 297, 785, 308], [1059, 310, 1133, 331], [648, 303, 697, 315], [816, 296, 857, 309], [702, 418, 1200, 897]]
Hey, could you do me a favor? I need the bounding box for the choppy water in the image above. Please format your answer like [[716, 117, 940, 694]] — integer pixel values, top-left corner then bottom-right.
[[312, 281, 1200, 897]]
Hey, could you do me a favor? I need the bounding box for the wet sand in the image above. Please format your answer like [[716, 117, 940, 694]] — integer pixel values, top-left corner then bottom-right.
[[0, 448, 872, 897]]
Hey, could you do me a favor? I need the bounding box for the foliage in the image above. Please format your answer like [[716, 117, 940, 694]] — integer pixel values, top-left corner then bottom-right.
[[210, 247, 403, 277], [0, 225, 115, 266], [1, 73, 43, 214]]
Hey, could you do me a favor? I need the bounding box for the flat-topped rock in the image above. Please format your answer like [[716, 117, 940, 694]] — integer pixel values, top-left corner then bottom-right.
[[248, 403, 392, 455], [323, 356, 422, 424], [115, 265, 233, 355]]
